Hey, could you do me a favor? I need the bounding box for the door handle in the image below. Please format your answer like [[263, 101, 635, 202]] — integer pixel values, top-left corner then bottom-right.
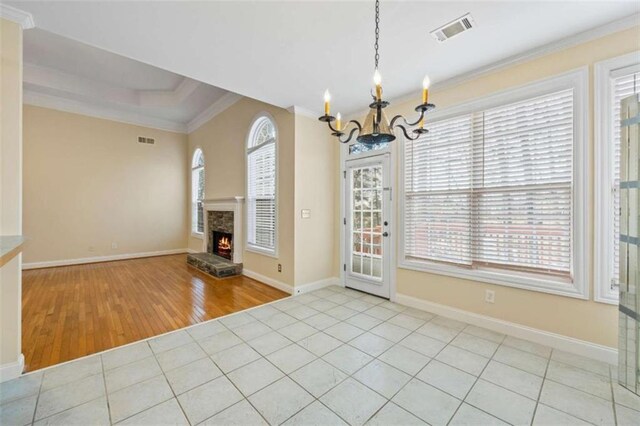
[[383, 232, 389, 237]]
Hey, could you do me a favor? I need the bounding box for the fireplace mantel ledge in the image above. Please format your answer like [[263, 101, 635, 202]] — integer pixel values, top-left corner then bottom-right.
[[202, 196, 244, 204]]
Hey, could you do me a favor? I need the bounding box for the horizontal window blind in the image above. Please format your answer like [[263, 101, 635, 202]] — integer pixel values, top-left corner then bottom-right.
[[247, 127, 276, 251], [191, 149, 205, 234], [611, 70, 640, 289], [405, 89, 575, 278]]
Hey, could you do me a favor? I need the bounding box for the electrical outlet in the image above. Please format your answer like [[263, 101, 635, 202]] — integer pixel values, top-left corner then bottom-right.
[[278, 264, 282, 273], [88, 246, 95, 252], [111, 242, 118, 250], [485, 289, 495, 304]]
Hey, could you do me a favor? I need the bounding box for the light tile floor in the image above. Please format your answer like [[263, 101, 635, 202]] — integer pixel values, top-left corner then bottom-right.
[[1, 285, 639, 425]]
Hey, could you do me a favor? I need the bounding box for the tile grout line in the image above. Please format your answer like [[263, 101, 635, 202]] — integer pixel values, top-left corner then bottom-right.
[[29, 369, 45, 425], [528, 343, 553, 426], [609, 364, 619, 426], [444, 328, 507, 426]]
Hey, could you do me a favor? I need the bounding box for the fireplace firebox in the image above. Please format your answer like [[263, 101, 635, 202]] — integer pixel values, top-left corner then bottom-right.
[[212, 231, 233, 260]]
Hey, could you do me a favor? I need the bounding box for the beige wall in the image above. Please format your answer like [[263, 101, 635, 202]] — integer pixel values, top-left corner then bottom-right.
[[22, 106, 189, 264], [293, 114, 336, 286], [187, 98, 296, 286], [370, 27, 640, 349], [0, 18, 23, 372]]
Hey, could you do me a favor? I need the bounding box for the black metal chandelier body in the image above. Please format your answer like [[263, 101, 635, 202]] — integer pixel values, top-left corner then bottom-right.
[[319, 0, 436, 145]]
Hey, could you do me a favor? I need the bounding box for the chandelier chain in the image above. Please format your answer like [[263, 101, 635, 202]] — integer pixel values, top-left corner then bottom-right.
[[374, 0, 380, 70]]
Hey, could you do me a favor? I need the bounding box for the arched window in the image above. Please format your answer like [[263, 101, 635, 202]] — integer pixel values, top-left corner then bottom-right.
[[247, 115, 277, 254], [191, 148, 205, 235]]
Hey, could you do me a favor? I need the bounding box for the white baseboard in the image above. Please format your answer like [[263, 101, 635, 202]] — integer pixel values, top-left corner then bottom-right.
[[293, 277, 341, 295], [22, 249, 189, 270], [243, 269, 293, 294], [0, 354, 24, 383], [396, 293, 618, 365]]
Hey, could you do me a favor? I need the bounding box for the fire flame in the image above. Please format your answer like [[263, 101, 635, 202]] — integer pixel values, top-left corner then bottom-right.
[[218, 237, 231, 251]]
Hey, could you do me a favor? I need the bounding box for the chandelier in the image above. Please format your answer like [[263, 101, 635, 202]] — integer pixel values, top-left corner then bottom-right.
[[319, 0, 435, 145]]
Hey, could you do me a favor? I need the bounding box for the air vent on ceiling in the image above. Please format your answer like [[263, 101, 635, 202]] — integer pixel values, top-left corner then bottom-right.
[[431, 13, 475, 43], [138, 136, 155, 145]]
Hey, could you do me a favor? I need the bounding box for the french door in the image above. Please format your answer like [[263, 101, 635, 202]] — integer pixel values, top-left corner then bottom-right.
[[344, 154, 391, 298]]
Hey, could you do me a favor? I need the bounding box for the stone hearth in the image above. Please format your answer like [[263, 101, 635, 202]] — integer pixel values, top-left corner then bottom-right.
[[187, 252, 242, 278]]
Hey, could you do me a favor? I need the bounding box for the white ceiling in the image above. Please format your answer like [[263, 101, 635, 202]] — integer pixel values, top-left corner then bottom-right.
[[8, 1, 640, 117], [22, 28, 233, 132]]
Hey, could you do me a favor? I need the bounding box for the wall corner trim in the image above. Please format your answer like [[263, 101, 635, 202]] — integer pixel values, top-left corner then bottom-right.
[[243, 269, 293, 294], [22, 249, 189, 270], [293, 277, 341, 295], [396, 293, 618, 365], [0, 354, 25, 383], [187, 92, 243, 133], [0, 4, 35, 29], [286, 105, 319, 119]]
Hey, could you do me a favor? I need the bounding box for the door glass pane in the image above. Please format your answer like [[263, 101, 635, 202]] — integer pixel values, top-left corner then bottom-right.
[[350, 164, 383, 280]]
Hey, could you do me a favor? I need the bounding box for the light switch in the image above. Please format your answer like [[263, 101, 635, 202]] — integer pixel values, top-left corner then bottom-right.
[[301, 209, 311, 219]]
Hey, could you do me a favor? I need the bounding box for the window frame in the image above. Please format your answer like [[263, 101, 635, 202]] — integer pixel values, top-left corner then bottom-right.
[[245, 113, 278, 258], [594, 52, 640, 304], [191, 148, 205, 238], [398, 67, 589, 299]]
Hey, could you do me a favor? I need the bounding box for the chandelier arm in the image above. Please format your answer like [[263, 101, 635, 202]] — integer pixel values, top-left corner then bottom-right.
[[326, 119, 362, 134], [338, 127, 360, 144], [394, 124, 422, 141], [389, 109, 425, 129]]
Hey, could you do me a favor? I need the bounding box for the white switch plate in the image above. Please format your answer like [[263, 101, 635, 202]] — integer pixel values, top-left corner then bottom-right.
[[301, 209, 311, 219], [485, 289, 495, 303], [111, 242, 118, 250]]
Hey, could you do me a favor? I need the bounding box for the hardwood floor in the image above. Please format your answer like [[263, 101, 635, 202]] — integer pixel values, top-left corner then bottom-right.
[[21, 254, 288, 372]]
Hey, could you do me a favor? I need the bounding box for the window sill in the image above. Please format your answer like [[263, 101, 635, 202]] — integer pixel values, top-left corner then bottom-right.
[[245, 244, 278, 259], [191, 232, 204, 240], [594, 292, 619, 305], [398, 259, 588, 300]]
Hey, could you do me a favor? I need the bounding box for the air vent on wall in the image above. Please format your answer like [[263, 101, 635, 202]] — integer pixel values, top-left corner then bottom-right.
[[138, 136, 155, 145], [431, 13, 475, 42]]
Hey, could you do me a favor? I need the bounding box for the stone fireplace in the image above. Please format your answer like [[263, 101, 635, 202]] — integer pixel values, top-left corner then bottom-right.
[[187, 197, 244, 278], [202, 197, 244, 264]]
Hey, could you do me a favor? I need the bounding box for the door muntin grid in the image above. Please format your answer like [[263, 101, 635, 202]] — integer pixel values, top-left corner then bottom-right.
[[350, 164, 384, 281]]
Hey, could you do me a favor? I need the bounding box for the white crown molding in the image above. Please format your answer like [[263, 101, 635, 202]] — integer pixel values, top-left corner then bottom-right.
[[286, 105, 319, 119], [388, 12, 640, 110], [24, 89, 187, 133], [138, 77, 202, 106], [0, 4, 35, 29], [187, 92, 242, 133]]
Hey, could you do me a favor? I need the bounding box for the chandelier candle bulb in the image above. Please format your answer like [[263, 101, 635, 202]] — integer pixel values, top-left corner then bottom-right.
[[422, 75, 431, 104], [336, 113, 342, 131], [373, 69, 382, 100], [324, 90, 331, 115]]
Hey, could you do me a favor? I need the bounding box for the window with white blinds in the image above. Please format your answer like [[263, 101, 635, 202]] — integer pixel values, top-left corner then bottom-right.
[[595, 55, 640, 303], [403, 70, 588, 297], [191, 149, 205, 235], [247, 116, 277, 254]]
